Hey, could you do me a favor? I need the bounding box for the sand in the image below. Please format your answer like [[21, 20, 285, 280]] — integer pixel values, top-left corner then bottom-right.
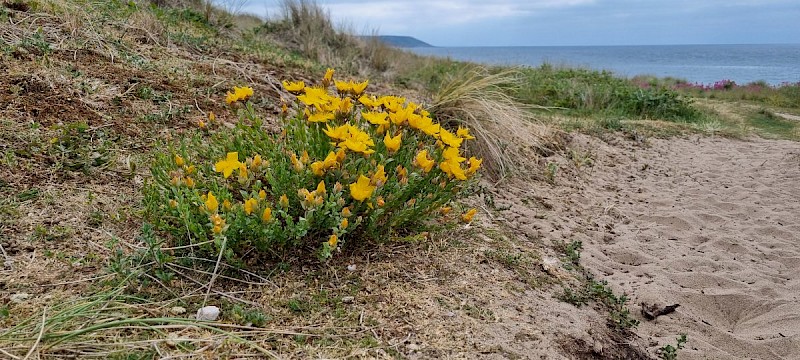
[[548, 134, 800, 359]]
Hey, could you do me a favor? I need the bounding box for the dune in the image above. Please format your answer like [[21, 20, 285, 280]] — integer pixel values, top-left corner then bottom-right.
[[550, 135, 800, 358]]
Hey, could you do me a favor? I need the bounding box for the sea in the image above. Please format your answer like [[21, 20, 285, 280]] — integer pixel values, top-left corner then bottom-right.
[[409, 44, 800, 86]]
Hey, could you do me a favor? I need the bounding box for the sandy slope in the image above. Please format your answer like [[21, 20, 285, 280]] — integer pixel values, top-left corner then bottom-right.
[[557, 135, 800, 359]]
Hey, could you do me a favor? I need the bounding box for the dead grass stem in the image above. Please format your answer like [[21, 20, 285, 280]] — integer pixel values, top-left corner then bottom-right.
[[430, 65, 552, 180]]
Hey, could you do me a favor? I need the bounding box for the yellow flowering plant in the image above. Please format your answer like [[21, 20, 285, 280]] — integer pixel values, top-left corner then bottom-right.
[[145, 70, 482, 262]]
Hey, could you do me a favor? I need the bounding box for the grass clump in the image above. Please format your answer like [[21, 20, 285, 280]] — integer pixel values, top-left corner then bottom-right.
[[746, 108, 799, 140], [145, 69, 482, 263], [429, 65, 545, 179], [516, 64, 701, 122]]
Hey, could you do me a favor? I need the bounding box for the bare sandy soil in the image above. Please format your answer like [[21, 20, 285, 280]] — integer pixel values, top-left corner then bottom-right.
[[535, 134, 800, 359]]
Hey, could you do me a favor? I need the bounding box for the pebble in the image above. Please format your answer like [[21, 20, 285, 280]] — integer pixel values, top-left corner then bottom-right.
[[170, 306, 187, 315], [444, 311, 456, 318], [342, 296, 355, 304], [347, 264, 357, 271], [196, 306, 220, 321], [10, 293, 30, 303]]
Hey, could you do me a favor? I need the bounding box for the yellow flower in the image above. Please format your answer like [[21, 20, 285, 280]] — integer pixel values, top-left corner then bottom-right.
[[414, 150, 435, 173], [380, 133, 400, 152], [349, 80, 368, 96], [389, 106, 413, 125], [198, 119, 206, 129], [290, 153, 304, 171], [380, 96, 405, 112], [279, 194, 289, 208], [358, 95, 380, 109], [467, 157, 483, 175], [440, 159, 467, 180], [442, 147, 466, 163], [208, 111, 216, 122], [262, 207, 272, 222], [323, 124, 349, 142], [340, 218, 348, 229], [337, 97, 353, 114], [349, 175, 376, 202], [205, 192, 219, 213], [332, 125, 375, 155], [252, 154, 262, 169], [282, 80, 305, 93], [342, 207, 352, 217], [211, 213, 224, 226], [215, 152, 242, 179], [185, 165, 196, 175], [316, 180, 326, 196], [371, 165, 387, 186], [362, 111, 389, 126], [226, 86, 254, 105], [376, 196, 385, 207], [306, 109, 335, 123], [210, 214, 225, 234], [439, 129, 463, 148], [336, 149, 346, 162], [440, 206, 452, 215], [323, 151, 339, 168], [310, 161, 325, 176], [461, 208, 477, 223], [300, 150, 310, 164], [396, 165, 408, 178], [323, 68, 335, 84], [259, 190, 267, 200], [244, 198, 258, 215], [184, 176, 195, 188], [298, 87, 333, 108], [238, 163, 248, 181], [223, 199, 232, 211], [328, 234, 338, 248], [457, 126, 476, 140], [169, 199, 178, 208], [334, 80, 352, 93], [174, 155, 185, 166]]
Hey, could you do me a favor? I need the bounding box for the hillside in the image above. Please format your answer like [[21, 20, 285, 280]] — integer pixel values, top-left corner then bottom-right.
[[1, 0, 799, 359], [361, 35, 434, 48]]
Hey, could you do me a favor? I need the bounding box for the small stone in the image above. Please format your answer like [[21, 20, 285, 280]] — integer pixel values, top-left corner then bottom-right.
[[10, 293, 30, 303], [541, 256, 569, 278], [444, 311, 456, 318], [165, 333, 181, 347], [342, 296, 355, 304], [4, 259, 14, 270], [196, 306, 220, 321], [170, 306, 187, 315], [347, 264, 357, 271], [407, 343, 421, 351]]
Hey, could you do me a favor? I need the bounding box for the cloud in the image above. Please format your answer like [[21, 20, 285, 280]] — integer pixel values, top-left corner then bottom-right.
[[236, 0, 800, 46], [239, 0, 596, 32]]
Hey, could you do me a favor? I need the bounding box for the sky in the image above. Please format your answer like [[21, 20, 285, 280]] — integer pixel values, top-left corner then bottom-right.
[[233, 0, 800, 46]]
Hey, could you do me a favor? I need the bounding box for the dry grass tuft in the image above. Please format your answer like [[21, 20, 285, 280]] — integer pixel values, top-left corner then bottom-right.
[[429, 65, 552, 180]]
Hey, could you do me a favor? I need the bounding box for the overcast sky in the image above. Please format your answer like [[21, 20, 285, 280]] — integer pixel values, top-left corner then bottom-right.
[[234, 0, 800, 46]]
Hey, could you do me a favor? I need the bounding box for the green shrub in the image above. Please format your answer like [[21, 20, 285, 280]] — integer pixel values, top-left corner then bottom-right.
[[515, 64, 700, 121], [144, 69, 482, 262]]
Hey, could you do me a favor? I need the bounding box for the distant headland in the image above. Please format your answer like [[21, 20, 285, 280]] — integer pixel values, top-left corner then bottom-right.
[[360, 35, 434, 48]]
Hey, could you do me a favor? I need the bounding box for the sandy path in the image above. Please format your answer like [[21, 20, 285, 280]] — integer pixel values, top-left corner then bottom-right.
[[571, 135, 800, 359]]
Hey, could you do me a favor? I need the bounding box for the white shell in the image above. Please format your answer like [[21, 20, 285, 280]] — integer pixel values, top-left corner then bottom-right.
[[196, 306, 221, 321]]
